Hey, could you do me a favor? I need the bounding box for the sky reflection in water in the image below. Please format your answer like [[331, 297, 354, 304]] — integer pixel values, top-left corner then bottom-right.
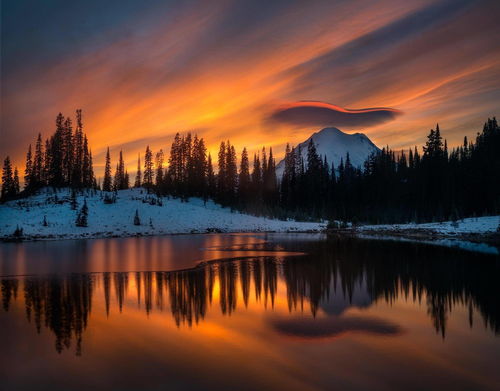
[[0, 234, 499, 390]]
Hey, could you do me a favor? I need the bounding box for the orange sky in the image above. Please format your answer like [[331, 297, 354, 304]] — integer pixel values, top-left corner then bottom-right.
[[2, 0, 499, 177]]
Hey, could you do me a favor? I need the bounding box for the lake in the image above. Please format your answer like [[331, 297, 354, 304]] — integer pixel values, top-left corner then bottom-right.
[[1, 234, 499, 391]]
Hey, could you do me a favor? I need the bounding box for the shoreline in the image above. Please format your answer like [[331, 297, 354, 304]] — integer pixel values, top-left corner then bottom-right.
[[0, 227, 324, 243], [327, 227, 500, 245], [2, 225, 499, 256], [326, 226, 500, 254]]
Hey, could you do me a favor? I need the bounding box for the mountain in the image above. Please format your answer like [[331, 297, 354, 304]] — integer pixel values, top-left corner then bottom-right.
[[276, 127, 380, 179]]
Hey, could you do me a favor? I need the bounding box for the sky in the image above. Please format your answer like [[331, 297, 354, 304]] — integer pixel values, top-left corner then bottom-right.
[[1, 0, 500, 176]]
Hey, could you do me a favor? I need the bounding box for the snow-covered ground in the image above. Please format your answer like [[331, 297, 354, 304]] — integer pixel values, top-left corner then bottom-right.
[[0, 188, 325, 241], [359, 216, 500, 234]]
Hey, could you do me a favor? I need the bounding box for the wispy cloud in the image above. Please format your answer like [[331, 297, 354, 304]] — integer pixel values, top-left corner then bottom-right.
[[1, 0, 499, 174]]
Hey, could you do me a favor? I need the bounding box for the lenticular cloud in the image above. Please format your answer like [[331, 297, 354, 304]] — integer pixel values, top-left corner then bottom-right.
[[270, 101, 402, 128]]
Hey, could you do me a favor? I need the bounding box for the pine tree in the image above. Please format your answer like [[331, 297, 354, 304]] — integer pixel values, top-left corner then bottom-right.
[[168, 133, 182, 195], [13, 168, 20, 194], [33, 133, 44, 187], [263, 147, 278, 208], [113, 150, 128, 190], [24, 144, 33, 190], [155, 149, 164, 188], [143, 146, 154, 191], [217, 141, 226, 204], [48, 113, 65, 186], [238, 147, 251, 205], [73, 109, 84, 186], [251, 152, 262, 207], [43, 138, 51, 185], [70, 189, 78, 210], [1, 156, 14, 201], [134, 209, 141, 225], [102, 147, 112, 192], [63, 116, 73, 185], [134, 154, 142, 187], [225, 142, 237, 206], [75, 199, 88, 227], [88, 149, 96, 188], [207, 153, 216, 200], [190, 136, 207, 197]]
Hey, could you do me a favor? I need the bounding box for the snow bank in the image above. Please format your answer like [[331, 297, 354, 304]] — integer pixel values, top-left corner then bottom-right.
[[359, 216, 500, 234], [0, 188, 325, 240]]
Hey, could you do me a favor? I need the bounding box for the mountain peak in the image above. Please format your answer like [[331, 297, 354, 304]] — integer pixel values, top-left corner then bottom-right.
[[276, 127, 379, 178]]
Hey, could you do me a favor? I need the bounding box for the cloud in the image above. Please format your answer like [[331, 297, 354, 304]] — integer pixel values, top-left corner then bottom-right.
[[270, 314, 403, 340], [269, 101, 402, 128]]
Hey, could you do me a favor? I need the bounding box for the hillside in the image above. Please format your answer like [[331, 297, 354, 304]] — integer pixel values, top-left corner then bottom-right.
[[0, 188, 324, 241]]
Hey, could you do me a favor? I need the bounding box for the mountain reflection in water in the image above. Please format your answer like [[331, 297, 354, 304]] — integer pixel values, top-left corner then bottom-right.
[[1, 237, 498, 356]]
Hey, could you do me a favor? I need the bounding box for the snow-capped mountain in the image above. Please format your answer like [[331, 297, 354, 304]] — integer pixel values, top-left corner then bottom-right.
[[276, 127, 379, 178]]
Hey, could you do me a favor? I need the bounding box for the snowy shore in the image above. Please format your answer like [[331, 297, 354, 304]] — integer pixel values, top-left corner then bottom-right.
[[1, 188, 498, 251], [0, 188, 325, 241], [337, 216, 500, 254]]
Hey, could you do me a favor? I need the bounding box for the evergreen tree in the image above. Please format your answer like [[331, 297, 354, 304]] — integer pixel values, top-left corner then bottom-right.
[[155, 149, 164, 188], [207, 153, 216, 200], [190, 136, 207, 197], [251, 152, 262, 209], [43, 138, 51, 185], [113, 150, 128, 190], [217, 141, 226, 204], [102, 147, 112, 192], [1, 156, 14, 201], [24, 144, 33, 190], [13, 168, 20, 194], [238, 147, 251, 205], [143, 146, 154, 191], [70, 189, 78, 210], [73, 110, 84, 186], [226, 142, 238, 206], [134, 154, 142, 187], [134, 209, 141, 225], [63, 116, 73, 185], [75, 199, 88, 227], [33, 133, 44, 187], [168, 133, 183, 195], [48, 113, 65, 186]]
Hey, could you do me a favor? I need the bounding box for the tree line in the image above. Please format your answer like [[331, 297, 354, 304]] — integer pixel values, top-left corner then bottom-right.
[[1, 110, 97, 201], [1, 111, 499, 224]]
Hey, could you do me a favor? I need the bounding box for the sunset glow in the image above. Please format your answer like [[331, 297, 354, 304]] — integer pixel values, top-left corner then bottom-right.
[[2, 0, 499, 176]]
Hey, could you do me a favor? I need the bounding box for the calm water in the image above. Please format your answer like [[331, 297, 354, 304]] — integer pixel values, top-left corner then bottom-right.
[[0, 234, 499, 391]]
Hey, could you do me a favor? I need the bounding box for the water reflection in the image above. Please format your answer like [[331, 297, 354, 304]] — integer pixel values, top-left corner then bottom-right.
[[1, 237, 498, 356]]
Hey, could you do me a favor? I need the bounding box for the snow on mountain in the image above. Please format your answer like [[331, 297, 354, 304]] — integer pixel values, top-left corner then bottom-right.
[[276, 127, 379, 179], [0, 188, 325, 241]]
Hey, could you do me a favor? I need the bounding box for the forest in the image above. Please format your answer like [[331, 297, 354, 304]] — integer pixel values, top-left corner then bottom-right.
[[2, 110, 499, 224]]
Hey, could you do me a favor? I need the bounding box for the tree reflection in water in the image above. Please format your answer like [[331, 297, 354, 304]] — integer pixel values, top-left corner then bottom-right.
[[1, 237, 498, 355]]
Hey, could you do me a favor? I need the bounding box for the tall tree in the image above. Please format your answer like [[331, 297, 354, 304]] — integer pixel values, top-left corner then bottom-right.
[[24, 144, 33, 190], [226, 142, 238, 206], [155, 149, 164, 189], [217, 141, 226, 204], [47, 113, 65, 186], [102, 147, 112, 192], [143, 146, 154, 191], [207, 153, 216, 200], [63, 117, 73, 184], [238, 147, 250, 205], [33, 133, 44, 187], [1, 156, 14, 201], [134, 154, 142, 187], [72, 109, 84, 186], [13, 168, 20, 194]]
